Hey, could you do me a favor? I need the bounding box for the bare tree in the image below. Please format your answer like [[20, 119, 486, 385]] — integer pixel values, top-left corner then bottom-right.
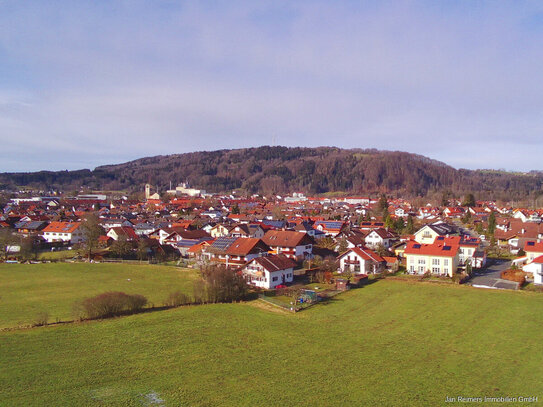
[[79, 213, 105, 259], [0, 229, 17, 261]]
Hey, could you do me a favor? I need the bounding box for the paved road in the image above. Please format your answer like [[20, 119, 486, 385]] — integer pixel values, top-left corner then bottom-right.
[[468, 258, 520, 290]]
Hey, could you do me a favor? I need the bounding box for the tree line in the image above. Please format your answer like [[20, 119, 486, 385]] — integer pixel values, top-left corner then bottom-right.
[[2, 146, 543, 200]]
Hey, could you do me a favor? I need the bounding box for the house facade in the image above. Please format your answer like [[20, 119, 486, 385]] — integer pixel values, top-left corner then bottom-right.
[[262, 230, 314, 260], [404, 241, 460, 277], [337, 247, 385, 274], [42, 222, 85, 244], [241, 255, 297, 289]]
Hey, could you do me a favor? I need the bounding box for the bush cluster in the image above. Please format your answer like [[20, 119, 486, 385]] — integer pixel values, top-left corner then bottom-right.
[[452, 273, 469, 284], [500, 270, 526, 285], [75, 291, 148, 320], [164, 290, 191, 307], [199, 265, 249, 303]]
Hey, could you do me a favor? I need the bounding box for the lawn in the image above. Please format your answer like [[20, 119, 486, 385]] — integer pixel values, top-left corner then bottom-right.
[[1, 280, 543, 406], [37, 249, 78, 261], [0, 263, 198, 328]]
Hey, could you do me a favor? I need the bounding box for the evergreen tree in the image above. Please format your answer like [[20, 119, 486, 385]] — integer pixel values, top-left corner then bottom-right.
[[405, 215, 415, 234], [394, 218, 405, 233], [462, 193, 476, 207], [488, 211, 496, 236]]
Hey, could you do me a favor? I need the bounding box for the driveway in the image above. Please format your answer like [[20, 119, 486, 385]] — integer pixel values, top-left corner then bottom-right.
[[467, 258, 520, 290]]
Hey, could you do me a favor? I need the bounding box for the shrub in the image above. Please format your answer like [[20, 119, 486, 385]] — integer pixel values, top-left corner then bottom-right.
[[33, 311, 49, 326], [192, 279, 207, 304], [78, 291, 148, 319], [452, 273, 470, 284], [164, 290, 191, 307], [199, 264, 249, 303], [500, 269, 526, 285], [420, 271, 431, 281]]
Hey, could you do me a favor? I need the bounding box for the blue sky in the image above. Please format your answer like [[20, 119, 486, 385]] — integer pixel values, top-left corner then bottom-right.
[[1, 1, 543, 172]]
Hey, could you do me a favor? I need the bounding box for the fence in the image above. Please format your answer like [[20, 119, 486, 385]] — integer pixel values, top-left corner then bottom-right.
[[258, 294, 296, 312]]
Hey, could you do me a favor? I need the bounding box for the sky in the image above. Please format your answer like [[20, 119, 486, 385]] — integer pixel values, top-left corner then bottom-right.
[[1, 1, 543, 172]]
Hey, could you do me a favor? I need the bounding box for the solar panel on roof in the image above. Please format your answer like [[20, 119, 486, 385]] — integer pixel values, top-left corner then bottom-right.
[[413, 244, 421, 249], [212, 236, 236, 250], [443, 245, 451, 251]]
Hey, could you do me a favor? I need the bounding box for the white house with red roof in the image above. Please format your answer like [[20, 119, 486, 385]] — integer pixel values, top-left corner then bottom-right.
[[523, 241, 543, 262], [262, 230, 314, 260], [404, 240, 460, 277], [436, 235, 486, 268], [337, 247, 385, 274], [364, 228, 396, 249], [522, 255, 543, 285], [42, 221, 84, 244], [107, 226, 139, 241], [240, 255, 297, 289]]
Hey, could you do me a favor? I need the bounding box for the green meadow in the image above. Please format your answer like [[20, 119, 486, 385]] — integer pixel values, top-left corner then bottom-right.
[[1, 270, 543, 406], [0, 263, 198, 328]]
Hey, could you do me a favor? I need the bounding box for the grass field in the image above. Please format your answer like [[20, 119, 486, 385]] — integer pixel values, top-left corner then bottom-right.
[[37, 249, 78, 261], [0, 263, 198, 328], [1, 278, 543, 406]]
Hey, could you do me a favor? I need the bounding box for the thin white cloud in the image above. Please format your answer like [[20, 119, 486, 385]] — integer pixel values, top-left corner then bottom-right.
[[1, 1, 543, 172]]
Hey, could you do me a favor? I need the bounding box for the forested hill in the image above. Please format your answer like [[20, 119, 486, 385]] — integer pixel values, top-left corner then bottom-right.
[[1, 146, 542, 199]]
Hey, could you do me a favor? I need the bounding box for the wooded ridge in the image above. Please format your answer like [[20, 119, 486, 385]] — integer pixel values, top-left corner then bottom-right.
[[2, 146, 542, 199]]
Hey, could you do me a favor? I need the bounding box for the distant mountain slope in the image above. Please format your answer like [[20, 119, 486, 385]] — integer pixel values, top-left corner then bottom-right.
[[1, 146, 542, 199]]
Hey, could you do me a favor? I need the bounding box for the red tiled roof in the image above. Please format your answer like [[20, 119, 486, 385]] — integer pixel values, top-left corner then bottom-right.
[[524, 241, 543, 252], [338, 247, 385, 263], [42, 221, 81, 234], [250, 255, 297, 272], [404, 241, 459, 257], [226, 238, 270, 256], [262, 230, 313, 248]]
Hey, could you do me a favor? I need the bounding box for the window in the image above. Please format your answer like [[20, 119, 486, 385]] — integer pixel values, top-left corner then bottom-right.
[[444, 259, 449, 266], [423, 231, 432, 238], [432, 258, 440, 265], [418, 259, 425, 265], [272, 276, 278, 282], [409, 257, 414, 264], [432, 267, 440, 274], [418, 266, 425, 273], [409, 266, 415, 273]]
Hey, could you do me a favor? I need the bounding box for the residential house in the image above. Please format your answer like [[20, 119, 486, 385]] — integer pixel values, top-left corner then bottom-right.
[[210, 224, 229, 238], [203, 237, 270, 267], [435, 235, 486, 268], [364, 228, 396, 249], [314, 220, 346, 237], [241, 255, 297, 289], [522, 255, 543, 285], [404, 240, 460, 277], [337, 247, 385, 274], [262, 230, 314, 260], [523, 241, 543, 262], [107, 226, 139, 241], [42, 221, 85, 244], [413, 222, 458, 244]]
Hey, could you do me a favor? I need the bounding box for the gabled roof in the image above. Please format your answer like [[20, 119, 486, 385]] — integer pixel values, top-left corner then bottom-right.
[[42, 221, 81, 234], [524, 240, 543, 252], [338, 247, 385, 263], [367, 228, 396, 239], [404, 241, 459, 257], [262, 230, 313, 248], [226, 238, 270, 256], [248, 255, 297, 272], [108, 226, 138, 240]]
